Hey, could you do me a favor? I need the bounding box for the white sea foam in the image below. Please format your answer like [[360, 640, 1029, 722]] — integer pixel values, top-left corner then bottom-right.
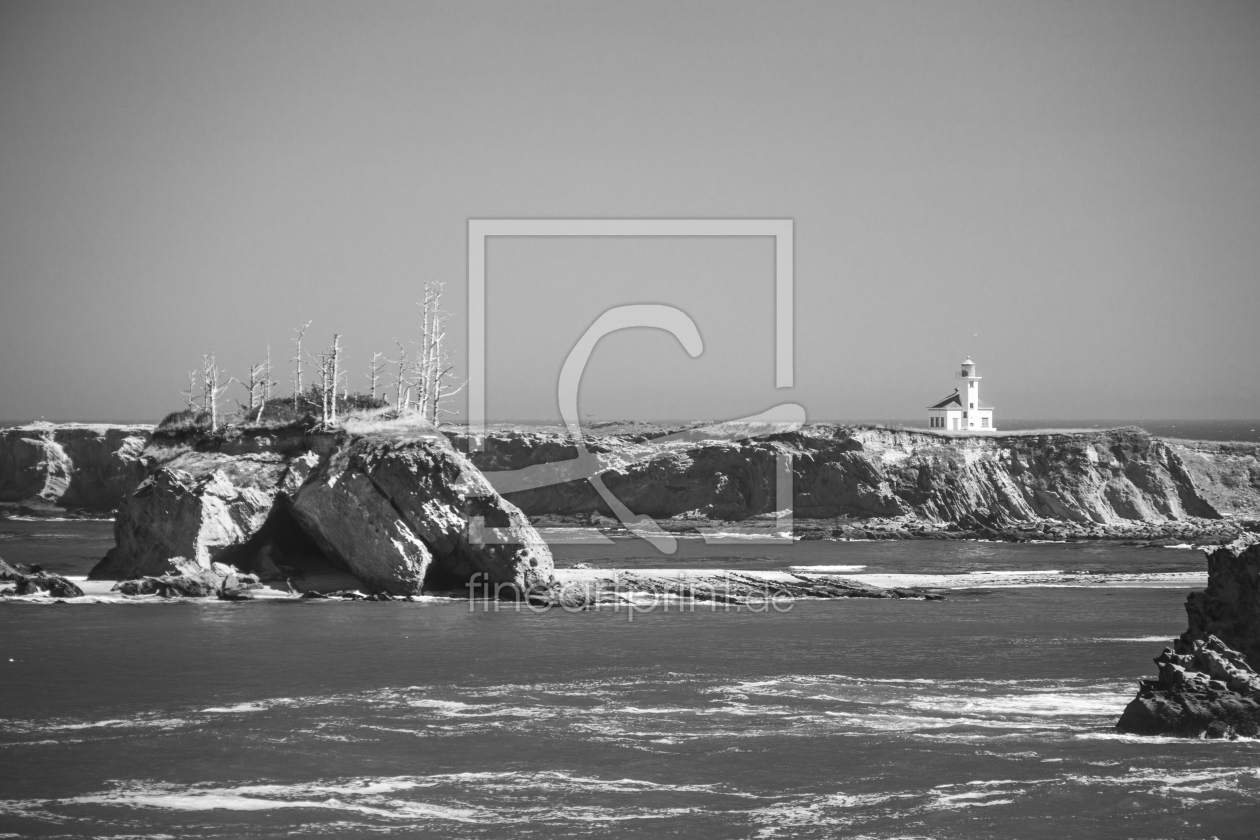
[[3, 515, 113, 522], [202, 702, 269, 713], [1091, 636, 1175, 643], [788, 565, 867, 573], [844, 570, 1206, 589], [908, 690, 1130, 718]]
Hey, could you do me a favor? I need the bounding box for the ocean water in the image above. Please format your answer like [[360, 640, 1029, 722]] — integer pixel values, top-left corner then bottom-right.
[[2, 521, 1258, 839]]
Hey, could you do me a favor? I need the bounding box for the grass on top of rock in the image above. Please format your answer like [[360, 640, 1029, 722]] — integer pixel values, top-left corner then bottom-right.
[[156, 388, 421, 435]]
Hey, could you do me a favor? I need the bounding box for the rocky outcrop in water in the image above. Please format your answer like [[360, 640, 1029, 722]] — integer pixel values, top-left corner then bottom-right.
[[1117, 634, 1260, 739], [453, 424, 1260, 539], [89, 422, 553, 596], [0, 423, 152, 516], [0, 556, 85, 599], [1184, 537, 1260, 666], [1118, 537, 1260, 738], [110, 557, 261, 599]]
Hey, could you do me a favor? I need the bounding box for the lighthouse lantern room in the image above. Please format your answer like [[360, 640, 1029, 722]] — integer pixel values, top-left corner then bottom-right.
[[927, 357, 996, 432]]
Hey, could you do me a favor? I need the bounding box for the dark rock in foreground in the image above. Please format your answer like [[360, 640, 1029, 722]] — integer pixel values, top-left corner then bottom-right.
[[1118, 537, 1260, 738], [1117, 634, 1260, 739], [1185, 536, 1260, 666]]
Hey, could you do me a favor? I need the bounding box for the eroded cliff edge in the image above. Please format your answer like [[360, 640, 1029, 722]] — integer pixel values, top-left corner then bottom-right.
[[453, 424, 1260, 540], [87, 423, 553, 596], [0, 423, 152, 515], [4, 422, 1258, 541]]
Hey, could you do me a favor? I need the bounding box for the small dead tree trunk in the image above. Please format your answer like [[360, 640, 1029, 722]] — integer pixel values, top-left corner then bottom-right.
[[182, 370, 200, 411], [389, 339, 411, 412], [312, 350, 330, 426], [367, 352, 385, 403], [413, 281, 464, 425], [200, 354, 231, 430], [257, 345, 275, 422], [291, 320, 312, 409], [239, 362, 264, 414], [325, 334, 342, 424]]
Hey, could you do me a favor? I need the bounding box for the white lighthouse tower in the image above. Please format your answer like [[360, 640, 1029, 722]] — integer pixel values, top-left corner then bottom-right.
[[927, 357, 996, 432]]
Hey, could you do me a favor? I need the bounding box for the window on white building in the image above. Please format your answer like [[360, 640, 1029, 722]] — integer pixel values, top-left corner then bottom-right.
[[982, 417, 989, 428]]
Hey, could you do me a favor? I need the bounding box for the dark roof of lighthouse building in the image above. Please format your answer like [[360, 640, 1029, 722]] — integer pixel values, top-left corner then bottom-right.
[[927, 391, 962, 409]]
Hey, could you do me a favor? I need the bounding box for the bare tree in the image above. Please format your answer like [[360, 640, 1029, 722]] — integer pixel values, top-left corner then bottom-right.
[[239, 361, 266, 414], [200, 354, 231, 430], [308, 333, 344, 426], [291, 320, 312, 409], [327, 333, 342, 424], [256, 345, 277, 422], [413, 281, 465, 424], [367, 351, 385, 402], [389, 339, 412, 412], [181, 369, 200, 411]]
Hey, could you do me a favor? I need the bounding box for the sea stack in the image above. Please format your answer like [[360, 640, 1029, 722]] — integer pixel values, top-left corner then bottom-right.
[[1117, 536, 1260, 738]]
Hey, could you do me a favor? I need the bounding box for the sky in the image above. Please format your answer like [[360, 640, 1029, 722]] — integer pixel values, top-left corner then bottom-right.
[[1, 0, 1258, 424]]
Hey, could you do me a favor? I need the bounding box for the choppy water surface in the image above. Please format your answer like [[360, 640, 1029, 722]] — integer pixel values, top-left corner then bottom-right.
[[2, 520, 1256, 838]]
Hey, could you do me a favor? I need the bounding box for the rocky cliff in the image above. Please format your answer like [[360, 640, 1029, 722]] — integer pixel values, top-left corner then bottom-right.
[[89, 422, 553, 596], [0, 423, 153, 515], [452, 424, 1260, 534], [4, 421, 1258, 538], [1118, 537, 1260, 738]]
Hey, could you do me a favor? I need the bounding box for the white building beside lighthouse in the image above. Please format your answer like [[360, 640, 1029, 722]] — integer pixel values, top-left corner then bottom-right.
[[927, 357, 996, 432]]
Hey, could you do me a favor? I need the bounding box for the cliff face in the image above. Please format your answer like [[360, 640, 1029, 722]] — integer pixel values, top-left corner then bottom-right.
[[90, 425, 553, 596], [0, 423, 152, 513], [1185, 537, 1260, 666], [3, 421, 1256, 531], [453, 425, 1252, 527], [1165, 440, 1260, 521]]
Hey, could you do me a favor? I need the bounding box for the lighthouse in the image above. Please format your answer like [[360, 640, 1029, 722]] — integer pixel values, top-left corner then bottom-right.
[[927, 357, 996, 432]]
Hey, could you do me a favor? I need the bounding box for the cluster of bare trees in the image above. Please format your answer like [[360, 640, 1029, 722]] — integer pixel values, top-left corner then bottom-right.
[[180, 354, 231, 429], [179, 281, 462, 430], [384, 281, 465, 424], [180, 350, 278, 430]]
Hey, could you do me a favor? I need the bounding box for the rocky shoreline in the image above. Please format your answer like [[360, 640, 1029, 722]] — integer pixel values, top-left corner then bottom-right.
[[4, 421, 1257, 546], [1118, 537, 1260, 738]]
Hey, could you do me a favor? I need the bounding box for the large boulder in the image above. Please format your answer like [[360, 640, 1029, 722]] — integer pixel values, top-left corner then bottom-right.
[[90, 451, 293, 579], [287, 433, 552, 594]]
